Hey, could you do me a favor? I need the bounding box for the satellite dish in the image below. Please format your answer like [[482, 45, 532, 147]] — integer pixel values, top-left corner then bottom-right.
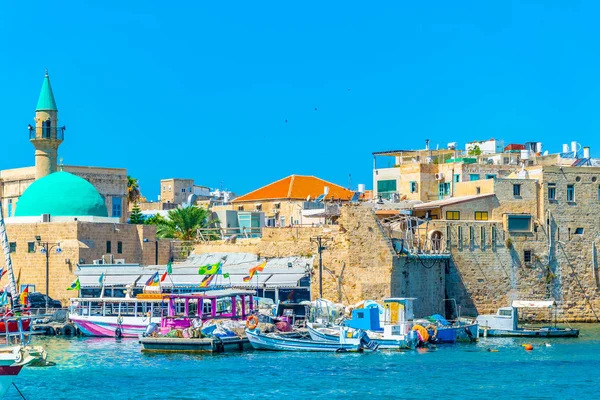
[[306, 195, 311, 201]]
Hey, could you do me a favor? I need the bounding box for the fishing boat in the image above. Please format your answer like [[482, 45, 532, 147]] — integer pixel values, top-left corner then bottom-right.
[[246, 326, 368, 352], [476, 300, 579, 338], [418, 314, 479, 344], [0, 314, 31, 335], [139, 289, 255, 352], [0, 203, 47, 397], [69, 296, 165, 337], [308, 298, 420, 350]]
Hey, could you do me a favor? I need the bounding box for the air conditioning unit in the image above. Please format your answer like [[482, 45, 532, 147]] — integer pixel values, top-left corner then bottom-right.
[[114, 259, 125, 264], [42, 214, 51, 222], [435, 173, 444, 181], [102, 254, 114, 264], [92, 259, 103, 265]]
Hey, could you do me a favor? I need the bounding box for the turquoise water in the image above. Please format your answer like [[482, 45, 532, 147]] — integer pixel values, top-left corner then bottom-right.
[[8, 325, 600, 400]]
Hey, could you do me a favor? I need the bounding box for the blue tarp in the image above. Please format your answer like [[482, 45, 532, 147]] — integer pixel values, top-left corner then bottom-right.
[[429, 314, 451, 326]]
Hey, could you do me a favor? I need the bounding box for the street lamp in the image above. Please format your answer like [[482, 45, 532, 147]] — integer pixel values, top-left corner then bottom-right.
[[36, 237, 62, 311]]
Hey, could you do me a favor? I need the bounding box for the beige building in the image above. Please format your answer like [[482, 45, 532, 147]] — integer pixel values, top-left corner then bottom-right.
[[227, 175, 356, 227], [160, 178, 211, 205], [0, 71, 128, 222]]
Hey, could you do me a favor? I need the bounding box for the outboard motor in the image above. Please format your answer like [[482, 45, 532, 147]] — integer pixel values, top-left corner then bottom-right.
[[144, 323, 159, 337], [358, 330, 379, 351]]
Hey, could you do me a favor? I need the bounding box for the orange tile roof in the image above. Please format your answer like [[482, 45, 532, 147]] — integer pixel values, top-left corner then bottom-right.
[[233, 175, 354, 203]]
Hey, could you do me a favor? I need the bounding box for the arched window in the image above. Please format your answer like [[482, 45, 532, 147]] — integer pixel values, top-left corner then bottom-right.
[[42, 119, 52, 138]]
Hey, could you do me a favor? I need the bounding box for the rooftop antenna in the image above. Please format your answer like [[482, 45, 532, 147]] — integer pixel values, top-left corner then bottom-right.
[[59, 157, 64, 171], [348, 174, 352, 190]]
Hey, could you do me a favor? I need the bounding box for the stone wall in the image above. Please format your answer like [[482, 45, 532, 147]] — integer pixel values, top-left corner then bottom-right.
[[193, 205, 445, 316]]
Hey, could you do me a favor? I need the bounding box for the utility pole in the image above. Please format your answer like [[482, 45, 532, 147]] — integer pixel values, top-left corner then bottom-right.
[[310, 236, 330, 299]]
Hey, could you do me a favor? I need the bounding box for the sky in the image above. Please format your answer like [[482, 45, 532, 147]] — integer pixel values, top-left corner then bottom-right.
[[1, 1, 600, 200]]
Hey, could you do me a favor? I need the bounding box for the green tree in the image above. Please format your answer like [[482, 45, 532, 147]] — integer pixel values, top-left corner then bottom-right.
[[144, 213, 166, 226], [148, 206, 216, 241], [127, 176, 141, 203], [129, 203, 145, 224], [468, 145, 482, 156]]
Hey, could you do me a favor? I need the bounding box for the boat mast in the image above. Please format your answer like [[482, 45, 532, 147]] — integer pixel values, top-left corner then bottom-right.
[[0, 202, 22, 312]]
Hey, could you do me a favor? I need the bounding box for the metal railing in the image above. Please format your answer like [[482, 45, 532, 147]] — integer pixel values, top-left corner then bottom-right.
[[28, 125, 65, 141]]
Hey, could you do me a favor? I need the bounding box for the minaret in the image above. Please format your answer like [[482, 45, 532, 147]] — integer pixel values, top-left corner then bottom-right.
[[29, 69, 64, 180]]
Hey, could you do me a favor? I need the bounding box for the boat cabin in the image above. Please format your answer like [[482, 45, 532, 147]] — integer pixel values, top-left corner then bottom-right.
[[69, 297, 165, 319], [476, 300, 555, 331], [160, 289, 255, 333]]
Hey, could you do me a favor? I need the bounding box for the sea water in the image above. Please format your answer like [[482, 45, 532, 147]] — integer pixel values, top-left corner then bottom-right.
[[9, 324, 600, 400]]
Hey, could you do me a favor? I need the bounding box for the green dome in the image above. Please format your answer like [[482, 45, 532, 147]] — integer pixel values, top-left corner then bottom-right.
[[15, 172, 108, 217]]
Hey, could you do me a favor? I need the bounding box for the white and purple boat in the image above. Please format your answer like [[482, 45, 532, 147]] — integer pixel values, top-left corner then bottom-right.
[[69, 297, 165, 337]]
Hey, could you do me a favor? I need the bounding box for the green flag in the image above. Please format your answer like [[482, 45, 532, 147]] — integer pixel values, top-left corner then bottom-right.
[[198, 262, 220, 275], [67, 278, 80, 291], [166, 261, 172, 274], [223, 273, 230, 278]]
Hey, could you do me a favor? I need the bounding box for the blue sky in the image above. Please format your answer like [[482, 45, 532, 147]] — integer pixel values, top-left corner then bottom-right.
[[1, 1, 599, 199]]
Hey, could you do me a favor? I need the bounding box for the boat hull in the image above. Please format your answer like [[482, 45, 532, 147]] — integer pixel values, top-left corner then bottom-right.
[[0, 319, 31, 335], [247, 329, 362, 352], [481, 327, 579, 338], [70, 315, 155, 337], [307, 324, 416, 350], [140, 336, 251, 353]]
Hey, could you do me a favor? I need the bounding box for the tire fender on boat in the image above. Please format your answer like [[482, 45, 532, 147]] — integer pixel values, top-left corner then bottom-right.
[[61, 324, 76, 336], [426, 324, 438, 340]]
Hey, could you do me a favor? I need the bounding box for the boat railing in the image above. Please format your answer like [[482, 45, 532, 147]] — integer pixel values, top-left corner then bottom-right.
[[0, 315, 32, 345]]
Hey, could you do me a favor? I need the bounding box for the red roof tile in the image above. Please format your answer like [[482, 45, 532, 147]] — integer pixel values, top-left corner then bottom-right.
[[233, 175, 354, 202]]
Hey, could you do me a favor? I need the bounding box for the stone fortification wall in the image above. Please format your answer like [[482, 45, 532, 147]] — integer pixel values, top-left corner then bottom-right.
[[193, 205, 445, 316]]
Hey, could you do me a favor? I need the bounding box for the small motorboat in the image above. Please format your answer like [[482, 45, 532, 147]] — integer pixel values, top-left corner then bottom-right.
[[476, 300, 579, 338]]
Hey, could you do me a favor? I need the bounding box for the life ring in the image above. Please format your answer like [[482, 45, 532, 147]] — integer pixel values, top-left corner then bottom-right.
[[412, 324, 429, 343], [426, 324, 438, 340], [246, 315, 259, 330]]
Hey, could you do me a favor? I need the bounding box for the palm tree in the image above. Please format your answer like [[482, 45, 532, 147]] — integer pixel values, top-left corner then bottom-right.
[[155, 205, 216, 241], [127, 176, 141, 203]]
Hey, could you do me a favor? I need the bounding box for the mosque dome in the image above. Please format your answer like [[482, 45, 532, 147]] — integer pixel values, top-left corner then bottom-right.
[[15, 171, 108, 217]]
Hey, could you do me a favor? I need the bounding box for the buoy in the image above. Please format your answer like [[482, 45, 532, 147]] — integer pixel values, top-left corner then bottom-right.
[[523, 344, 533, 351]]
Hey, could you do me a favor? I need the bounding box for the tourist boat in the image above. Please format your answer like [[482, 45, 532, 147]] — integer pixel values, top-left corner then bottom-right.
[[308, 298, 420, 350], [139, 289, 255, 352], [476, 300, 579, 338], [246, 326, 367, 352], [69, 296, 165, 337]]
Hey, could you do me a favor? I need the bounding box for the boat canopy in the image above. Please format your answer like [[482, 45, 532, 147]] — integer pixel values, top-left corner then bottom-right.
[[511, 300, 555, 308]]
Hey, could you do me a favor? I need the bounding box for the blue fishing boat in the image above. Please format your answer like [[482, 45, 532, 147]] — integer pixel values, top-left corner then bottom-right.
[[420, 314, 479, 344], [246, 327, 371, 352]]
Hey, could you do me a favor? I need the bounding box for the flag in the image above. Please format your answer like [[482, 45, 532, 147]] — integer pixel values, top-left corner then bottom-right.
[[199, 274, 215, 288], [243, 275, 252, 282], [160, 270, 168, 282], [0, 291, 7, 306], [20, 286, 29, 305], [249, 261, 267, 274], [198, 262, 220, 275], [166, 261, 172, 274], [0, 267, 6, 278], [16, 269, 21, 290], [98, 272, 105, 284], [67, 278, 80, 291], [223, 273, 230, 279], [145, 272, 160, 286]]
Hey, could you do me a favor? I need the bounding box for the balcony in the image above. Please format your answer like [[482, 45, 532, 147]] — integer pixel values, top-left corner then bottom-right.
[[28, 125, 65, 141]]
